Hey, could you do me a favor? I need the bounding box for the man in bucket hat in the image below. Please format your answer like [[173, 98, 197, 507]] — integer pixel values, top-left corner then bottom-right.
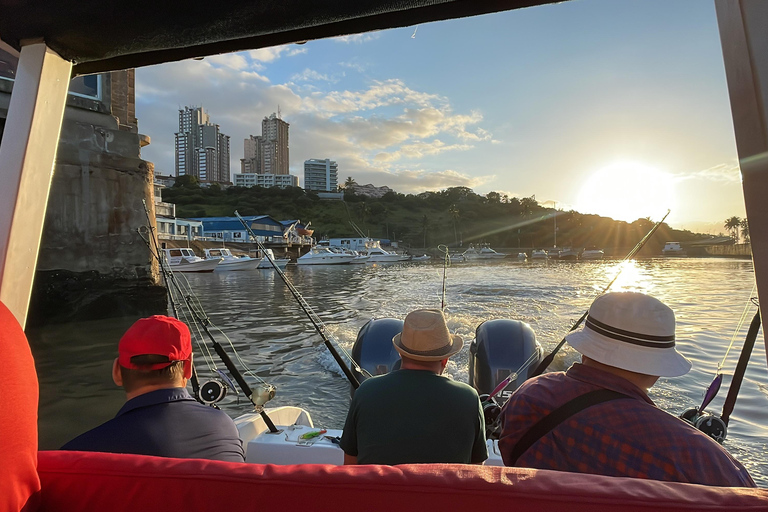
[[340, 309, 487, 465], [498, 292, 754, 486], [62, 316, 245, 462]]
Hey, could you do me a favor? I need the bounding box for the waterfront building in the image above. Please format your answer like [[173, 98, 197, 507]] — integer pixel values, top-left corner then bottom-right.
[[175, 106, 231, 184], [262, 112, 290, 175], [153, 180, 204, 241], [190, 215, 287, 243], [304, 158, 339, 192], [233, 173, 299, 188]]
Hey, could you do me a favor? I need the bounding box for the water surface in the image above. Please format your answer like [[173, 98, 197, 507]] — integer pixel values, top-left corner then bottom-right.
[[29, 257, 768, 485]]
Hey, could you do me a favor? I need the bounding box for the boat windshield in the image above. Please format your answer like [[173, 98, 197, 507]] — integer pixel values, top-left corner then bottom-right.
[[208, 249, 222, 257]]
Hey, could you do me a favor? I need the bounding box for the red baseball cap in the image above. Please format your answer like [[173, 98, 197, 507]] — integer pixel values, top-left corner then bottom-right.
[[118, 316, 192, 370]]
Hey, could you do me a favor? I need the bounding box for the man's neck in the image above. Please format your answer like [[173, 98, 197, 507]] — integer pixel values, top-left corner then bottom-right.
[[581, 356, 658, 391], [125, 384, 185, 401]]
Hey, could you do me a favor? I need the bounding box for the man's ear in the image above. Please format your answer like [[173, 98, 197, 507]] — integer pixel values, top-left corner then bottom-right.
[[183, 358, 193, 380], [112, 358, 123, 387]]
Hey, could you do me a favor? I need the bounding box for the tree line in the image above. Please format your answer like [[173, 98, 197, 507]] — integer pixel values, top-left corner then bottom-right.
[[162, 176, 708, 255]]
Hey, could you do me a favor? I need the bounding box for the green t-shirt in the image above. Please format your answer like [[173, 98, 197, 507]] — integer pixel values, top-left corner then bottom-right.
[[339, 369, 488, 465]]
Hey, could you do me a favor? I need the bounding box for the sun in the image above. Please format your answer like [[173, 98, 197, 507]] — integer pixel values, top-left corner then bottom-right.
[[575, 162, 676, 222]]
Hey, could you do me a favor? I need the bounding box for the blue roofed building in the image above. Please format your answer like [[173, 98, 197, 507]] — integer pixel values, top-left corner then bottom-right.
[[190, 215, 285, 243]]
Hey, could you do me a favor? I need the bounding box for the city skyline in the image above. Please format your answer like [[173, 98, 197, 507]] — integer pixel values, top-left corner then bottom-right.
[[137, 0, 746, 233]]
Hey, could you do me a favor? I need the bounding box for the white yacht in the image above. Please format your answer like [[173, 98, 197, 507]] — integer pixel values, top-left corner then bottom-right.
[[162, 248, 221, 272], [662, 242, 687, 257], [329, 247, 369, 264], [297, 247, 356, 265], [204, 248, 259, 271], [256, 248, 291, 269], [517, 252, 528, 260], [462, 243, 507, 260], [581, 247, 605, 260], [531, 249, 549, 260], [362, 240, 402, 263]]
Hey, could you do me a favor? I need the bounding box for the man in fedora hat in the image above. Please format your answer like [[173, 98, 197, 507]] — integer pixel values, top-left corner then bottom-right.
[[62, 316, 245, 462], [339, 309, 487, 465], [498, 292, 754, 486]]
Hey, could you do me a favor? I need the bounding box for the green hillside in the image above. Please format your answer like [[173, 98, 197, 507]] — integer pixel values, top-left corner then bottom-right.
[[161, 179, 707, 255]]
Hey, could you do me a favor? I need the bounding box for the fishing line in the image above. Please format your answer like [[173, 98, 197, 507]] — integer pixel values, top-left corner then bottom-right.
[[235, 211, 368, 386]]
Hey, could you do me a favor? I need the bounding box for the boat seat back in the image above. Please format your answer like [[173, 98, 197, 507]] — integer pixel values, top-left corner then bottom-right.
[[37, 450, 768, 512], [0, 301, 41, 511]]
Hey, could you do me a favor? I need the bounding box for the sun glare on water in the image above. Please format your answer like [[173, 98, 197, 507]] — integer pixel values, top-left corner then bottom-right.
[[576, 162, 676, 222]]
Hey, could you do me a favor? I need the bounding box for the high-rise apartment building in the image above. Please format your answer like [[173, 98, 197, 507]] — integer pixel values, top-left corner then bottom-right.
[[261, 113, 289, 175], [240, 135, 263, 174], [175, 106, 231, 183], [304, 159, 338, 192]]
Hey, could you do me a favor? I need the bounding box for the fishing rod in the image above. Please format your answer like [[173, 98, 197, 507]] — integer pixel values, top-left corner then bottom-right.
[[488, 210, 671, 400], [235, 211, 363, 389], [138, 203, 278, 431], [437, 245, 451, 310]]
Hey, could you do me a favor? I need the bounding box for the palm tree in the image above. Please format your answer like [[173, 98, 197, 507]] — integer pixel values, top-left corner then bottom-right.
[[448, 204, 460, 244], [344, 177, 357, 189], [740, 218, 750, 243], [724, 216, 742, 241]]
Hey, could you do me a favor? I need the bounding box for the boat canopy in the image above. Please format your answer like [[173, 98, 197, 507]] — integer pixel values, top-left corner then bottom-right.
[[0, 0, 564, 76]]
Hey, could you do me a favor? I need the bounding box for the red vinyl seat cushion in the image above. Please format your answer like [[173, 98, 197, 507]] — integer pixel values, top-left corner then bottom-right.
[[38, 450, 768, 512]]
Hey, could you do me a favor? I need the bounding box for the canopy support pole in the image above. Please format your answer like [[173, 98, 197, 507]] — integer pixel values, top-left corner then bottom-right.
[[716, 0, 768, 362], [0, 42, 72, 328]]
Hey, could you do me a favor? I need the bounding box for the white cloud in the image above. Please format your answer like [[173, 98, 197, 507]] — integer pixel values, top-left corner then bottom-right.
[[339, 61, 368, 73], [675, 161, 741, 183], [135, 54, 494, 194], [333, 32, 382, 44], [290, 68, 335, 83]]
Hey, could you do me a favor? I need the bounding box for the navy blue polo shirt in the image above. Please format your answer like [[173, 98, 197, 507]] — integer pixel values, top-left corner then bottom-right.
[[62, 387, 245, 462]]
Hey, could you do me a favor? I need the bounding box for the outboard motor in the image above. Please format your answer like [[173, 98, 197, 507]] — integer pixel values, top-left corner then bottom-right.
[[351, 318, 404, 392], [470, 319, 542, 399], [470, 319, 541, 439]]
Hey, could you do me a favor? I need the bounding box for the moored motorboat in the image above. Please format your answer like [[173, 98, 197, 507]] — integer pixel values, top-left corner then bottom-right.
[[163, 248, 221, 272], [558, 247, 579, 260], [411, 254, 431, 262], [297, 247, 356, 265], [462, 243, 507, 260], [204, 248, 259, 271], [517, 252, 528, 260], [662, 242, 687, 257], [581, 247, 605, 260], [256, 248, 291, 269], [362, 240, 402, 263], [531, 249, 549, 260]]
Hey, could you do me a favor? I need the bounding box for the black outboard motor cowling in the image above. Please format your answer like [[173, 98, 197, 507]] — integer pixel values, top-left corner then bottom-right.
[[470, 319, 542, 401], [351, 318, 403, 391]]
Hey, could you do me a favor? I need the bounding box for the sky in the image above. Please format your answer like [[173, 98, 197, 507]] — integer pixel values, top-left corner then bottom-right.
[[136, 0, 746, 234]]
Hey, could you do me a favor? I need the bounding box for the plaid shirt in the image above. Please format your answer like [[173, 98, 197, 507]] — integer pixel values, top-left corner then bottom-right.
[[499, 363, 755, 487]]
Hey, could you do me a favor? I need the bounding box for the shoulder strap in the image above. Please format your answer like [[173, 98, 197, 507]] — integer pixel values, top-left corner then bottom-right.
[[507, 388, 632, 465]]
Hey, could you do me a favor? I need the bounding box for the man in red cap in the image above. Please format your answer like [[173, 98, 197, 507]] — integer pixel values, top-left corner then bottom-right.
[[62, 316, 245, 462]]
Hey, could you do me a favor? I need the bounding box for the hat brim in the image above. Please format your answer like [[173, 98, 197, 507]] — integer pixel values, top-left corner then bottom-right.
[[565, 327, 691, 377], [392, 332, 464, 361]]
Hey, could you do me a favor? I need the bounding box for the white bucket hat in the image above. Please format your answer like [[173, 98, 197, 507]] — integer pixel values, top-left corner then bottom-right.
[[393, 309, 463, 361], [565, 292, 692, 377]]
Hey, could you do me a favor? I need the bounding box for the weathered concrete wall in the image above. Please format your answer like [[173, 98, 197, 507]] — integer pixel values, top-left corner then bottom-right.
[[23, 85, 166, 325]]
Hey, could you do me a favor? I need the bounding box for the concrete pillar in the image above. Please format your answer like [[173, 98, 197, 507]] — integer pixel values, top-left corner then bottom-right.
[[0, 43, 72, 327]]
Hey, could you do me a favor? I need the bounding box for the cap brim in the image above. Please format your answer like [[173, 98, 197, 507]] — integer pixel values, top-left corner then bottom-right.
[[392, 333, 464, 361], [565, 328, 692, 378]]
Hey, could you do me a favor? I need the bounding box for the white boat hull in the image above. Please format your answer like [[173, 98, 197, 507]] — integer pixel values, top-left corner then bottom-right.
[[366, 254, 402, 263], [257, 257, 290, 269], [297, 256, 355, 265], [170, 259, 221, 272], [215, 258, 259, 271]]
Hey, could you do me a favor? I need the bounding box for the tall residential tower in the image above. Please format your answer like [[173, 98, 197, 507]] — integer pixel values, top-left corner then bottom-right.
[[304, 159, 338, 192], [175, 106, 231, 183]]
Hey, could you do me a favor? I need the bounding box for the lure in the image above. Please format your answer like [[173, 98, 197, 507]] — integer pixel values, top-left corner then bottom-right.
[[300, 429, 327, 440]]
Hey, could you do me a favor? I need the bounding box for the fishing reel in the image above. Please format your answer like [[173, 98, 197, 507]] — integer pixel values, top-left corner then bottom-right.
[[680, 408, 727, 444], [198, 379, 228, 405], [479, 394, 503, 440], [251, 384, 276, 408]]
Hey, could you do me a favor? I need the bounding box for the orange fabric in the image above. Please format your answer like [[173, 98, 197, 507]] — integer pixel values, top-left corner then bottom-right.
[[0, 301, 41, 511], [38, 450, 768, 512]]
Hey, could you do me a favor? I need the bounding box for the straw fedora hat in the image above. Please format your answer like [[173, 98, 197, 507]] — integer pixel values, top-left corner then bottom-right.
[[565, 292, 692, 377], [392, 309, 463, 361]]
